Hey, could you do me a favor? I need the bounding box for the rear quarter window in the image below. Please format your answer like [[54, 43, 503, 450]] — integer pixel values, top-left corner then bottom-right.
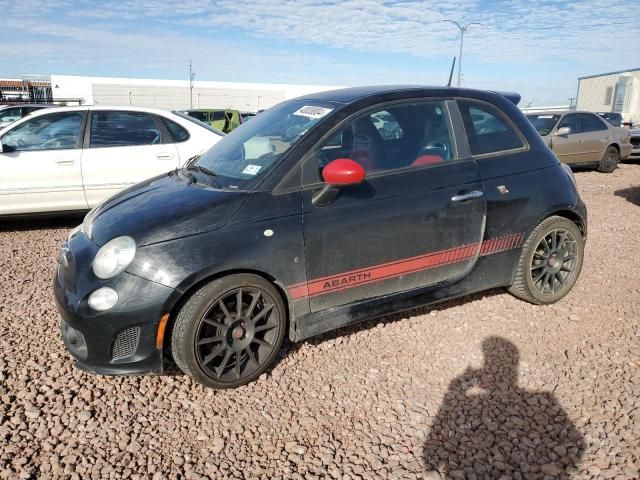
[[458, 101, 524, 156], [160, 117, 190, 142]]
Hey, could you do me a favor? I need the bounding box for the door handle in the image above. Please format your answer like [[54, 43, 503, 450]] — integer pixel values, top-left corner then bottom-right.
[[156, 152, 175, 160], [56, 159, 75, 166], [451, 190, 484, 202]]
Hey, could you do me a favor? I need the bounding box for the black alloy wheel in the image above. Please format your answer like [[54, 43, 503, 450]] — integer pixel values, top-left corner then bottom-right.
[[171, 274, 286, 389], [529, 229, 578, 295], [509, 216, 584, 304]]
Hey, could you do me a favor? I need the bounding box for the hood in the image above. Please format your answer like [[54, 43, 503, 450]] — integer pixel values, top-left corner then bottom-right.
[[85, 172, 249, 246]]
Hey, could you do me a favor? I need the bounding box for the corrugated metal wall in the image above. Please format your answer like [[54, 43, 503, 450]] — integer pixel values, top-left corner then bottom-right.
[[91, 83, 285, 111], [577, 70, 640, 122]]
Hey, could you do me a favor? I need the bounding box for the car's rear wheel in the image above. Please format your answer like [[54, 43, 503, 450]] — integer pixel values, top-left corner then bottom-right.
[[508, 216, 584, 304], [171, 274, 286, 389], [597, 146, 619, 173]]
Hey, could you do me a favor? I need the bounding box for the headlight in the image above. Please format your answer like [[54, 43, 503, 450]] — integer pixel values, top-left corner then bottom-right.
[[88, 287, 119, 311], [92, 236, 136, 279]]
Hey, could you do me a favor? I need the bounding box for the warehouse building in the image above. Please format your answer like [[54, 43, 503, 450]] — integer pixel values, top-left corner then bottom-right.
[[50, 75, 340, 112], [576, 67, 640, 124]]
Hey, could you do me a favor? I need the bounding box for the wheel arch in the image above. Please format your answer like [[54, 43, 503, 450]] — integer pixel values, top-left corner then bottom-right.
[[160, 268, 293, 357], [548, 209, 586, 238]]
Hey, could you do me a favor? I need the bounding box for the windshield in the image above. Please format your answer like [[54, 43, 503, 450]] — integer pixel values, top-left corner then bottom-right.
[[526, 114, 561, 136], [194, 100, 336, 190]]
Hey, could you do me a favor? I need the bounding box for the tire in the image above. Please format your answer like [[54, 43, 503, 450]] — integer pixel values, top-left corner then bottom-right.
[[508, 216, 584, 305], [171, 274, 286, 389], [597, 146, 619, 173]]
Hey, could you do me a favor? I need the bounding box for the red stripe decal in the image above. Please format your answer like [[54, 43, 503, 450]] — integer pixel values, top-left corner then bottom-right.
[[289, 233, 524, 299]]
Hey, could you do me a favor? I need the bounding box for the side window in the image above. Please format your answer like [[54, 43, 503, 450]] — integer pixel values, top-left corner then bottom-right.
[[1, 112, 83, 152], [315, 100, 455, 175], [558, 114, 581, 134], [160, 117, 190, 142], [579, 113, 607, 132], [212, 111, 225, 121], [370, 111, 403, 140], [0, 107, 22, 123], [90, 111, 162, 147], [458, 101, 524, 155]]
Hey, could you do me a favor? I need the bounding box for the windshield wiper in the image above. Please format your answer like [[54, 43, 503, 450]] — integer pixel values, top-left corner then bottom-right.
[[186, 165, 219, 176]]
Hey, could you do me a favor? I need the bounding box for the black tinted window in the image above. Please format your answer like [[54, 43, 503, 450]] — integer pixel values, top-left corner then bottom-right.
[[1, 112, 82, 151], [316, 100, 455, 174], [579, 113, 607, 132], [458, 101, 523, 155], [90, 111, 161, 147], [212, 111, 225, 121], [160, 117, 190, 142], [558, 114, 581, 134]]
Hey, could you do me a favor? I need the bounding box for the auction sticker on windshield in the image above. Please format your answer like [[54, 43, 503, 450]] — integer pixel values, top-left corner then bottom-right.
[[242, 164, 262, 175], [293, 106, 333, 119]]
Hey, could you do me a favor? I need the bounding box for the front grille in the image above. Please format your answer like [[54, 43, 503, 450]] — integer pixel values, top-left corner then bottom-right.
[[111, 327, 141, 361], [61, 321, 88, 360], [631, 137, 640, 147]]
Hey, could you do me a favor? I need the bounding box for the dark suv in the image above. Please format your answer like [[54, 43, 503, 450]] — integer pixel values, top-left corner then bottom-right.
[[54, 86, 587, 389]]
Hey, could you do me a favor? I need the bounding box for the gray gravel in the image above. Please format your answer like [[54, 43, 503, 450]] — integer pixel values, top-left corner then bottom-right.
[[1, 164, 639, 479]]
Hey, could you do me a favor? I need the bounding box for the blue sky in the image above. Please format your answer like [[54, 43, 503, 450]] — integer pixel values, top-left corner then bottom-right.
[[1, 0, 637, 106]]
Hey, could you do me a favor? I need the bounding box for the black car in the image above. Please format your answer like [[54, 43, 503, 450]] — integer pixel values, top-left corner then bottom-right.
[[596, 112, 622, 128], [54, 86, 587, 389]]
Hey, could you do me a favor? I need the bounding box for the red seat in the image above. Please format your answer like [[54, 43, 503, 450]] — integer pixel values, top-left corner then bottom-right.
[[411, 154, 444, 167]]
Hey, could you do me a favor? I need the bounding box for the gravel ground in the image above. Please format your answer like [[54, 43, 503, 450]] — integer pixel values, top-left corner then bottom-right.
[[1, 164, 639, 480]]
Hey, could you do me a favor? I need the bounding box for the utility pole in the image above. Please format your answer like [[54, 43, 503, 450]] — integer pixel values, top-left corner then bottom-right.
[[442, 20, 481, 87], [188, 60, 195, 109], [568, 97, 576, 110]]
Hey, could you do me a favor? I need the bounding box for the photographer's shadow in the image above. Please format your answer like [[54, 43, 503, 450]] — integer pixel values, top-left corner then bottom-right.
[[424, 337, 584, 479]]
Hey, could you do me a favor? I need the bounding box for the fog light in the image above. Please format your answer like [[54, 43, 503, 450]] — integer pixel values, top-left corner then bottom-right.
[[88, 287, 118, 311]]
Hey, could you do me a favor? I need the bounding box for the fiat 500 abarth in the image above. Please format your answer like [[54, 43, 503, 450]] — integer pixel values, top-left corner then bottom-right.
[[54, 86, 587, 389]]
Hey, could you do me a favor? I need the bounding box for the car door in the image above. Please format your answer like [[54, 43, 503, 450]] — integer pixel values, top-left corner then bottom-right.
[[300, 99, 486, 313], [81, 110, 179, 207], [550, 113, 590, 164], [578, 113, 610, 162], [0, 111, 88, 215]]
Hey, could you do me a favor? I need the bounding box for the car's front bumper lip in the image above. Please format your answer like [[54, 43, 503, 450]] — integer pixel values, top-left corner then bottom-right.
[[54, 238, 175, 375]]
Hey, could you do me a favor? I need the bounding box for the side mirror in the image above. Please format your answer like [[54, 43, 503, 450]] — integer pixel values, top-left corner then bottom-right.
[[321, 158, 365, 186], [555, 126, 571, 136], [312, 158, 365, 207]]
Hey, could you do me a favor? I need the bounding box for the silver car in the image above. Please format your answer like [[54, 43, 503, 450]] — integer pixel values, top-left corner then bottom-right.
[[526, 111, 632, 173]]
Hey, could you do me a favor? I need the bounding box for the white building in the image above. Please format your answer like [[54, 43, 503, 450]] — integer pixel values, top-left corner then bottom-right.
[[576, 67, 640, 124], [50, 75, 342, 112]]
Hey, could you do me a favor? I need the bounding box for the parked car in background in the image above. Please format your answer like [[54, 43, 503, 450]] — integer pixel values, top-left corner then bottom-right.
[[596, 112, 622, 127], [0, 106, 223, 215], [629, 128, 640, 160], [240, 112, 256, 122], [526, 111, 632, 172], [179, 109, 242, 133], [0, 104, 54, 129], [54, 86, 587, 389]]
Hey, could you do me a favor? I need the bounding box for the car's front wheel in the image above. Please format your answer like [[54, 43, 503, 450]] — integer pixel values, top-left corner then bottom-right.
[[508, 216, 584, 304], [597, 146, 619, 173], [171, 274, 286, 389]]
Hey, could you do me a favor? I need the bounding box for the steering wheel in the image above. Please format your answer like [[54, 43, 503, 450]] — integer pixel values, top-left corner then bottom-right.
[[43, 138, 61, 149]]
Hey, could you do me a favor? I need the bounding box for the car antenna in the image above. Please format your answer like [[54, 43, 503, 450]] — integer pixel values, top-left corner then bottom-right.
[[447, 57, 456, 87]]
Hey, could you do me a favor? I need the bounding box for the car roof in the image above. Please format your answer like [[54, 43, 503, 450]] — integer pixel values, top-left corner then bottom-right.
[[13, 105, 181, 119], [0, 104, 54, 110], [294, 85, 521, 105]]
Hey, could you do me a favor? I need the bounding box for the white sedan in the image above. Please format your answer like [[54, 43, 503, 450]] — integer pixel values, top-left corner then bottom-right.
[[0, 106, 223, 215]]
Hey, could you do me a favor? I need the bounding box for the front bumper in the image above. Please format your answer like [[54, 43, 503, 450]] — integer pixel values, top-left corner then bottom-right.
[[53, 232, 174, 375]]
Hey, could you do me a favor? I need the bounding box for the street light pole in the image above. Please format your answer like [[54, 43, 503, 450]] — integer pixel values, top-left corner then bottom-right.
[[188, 59, 195, 109], [442, 20, 481, 87]]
